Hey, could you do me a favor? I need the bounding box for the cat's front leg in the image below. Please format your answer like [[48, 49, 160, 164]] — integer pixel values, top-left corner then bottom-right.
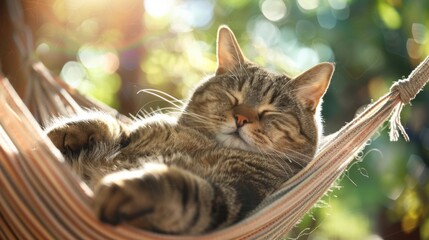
[[45, 112, 128, 155], [93, 163, 214, 235]]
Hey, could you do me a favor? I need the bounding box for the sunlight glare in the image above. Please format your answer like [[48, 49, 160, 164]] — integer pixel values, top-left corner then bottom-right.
[[170, 0, 214, 32], [144, 0, 176, 18]]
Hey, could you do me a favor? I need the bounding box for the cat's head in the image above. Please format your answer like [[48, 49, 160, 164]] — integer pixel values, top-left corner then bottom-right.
[[180, 26, 334, 159]]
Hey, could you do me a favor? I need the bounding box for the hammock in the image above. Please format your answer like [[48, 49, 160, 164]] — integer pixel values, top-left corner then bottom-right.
[[0, 54, 428, 239]]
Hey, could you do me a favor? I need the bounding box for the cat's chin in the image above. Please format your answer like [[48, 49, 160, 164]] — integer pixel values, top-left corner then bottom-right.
[[216, 132, 253, 151]]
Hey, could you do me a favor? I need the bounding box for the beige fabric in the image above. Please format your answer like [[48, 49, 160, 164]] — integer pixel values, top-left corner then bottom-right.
[[0, 56, 428, 239]]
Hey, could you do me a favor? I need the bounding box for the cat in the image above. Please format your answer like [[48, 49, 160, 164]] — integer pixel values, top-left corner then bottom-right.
[[45, 26, 334, 235]]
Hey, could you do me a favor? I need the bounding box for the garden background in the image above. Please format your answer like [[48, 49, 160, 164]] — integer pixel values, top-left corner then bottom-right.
[[0, 0, 428, 239]]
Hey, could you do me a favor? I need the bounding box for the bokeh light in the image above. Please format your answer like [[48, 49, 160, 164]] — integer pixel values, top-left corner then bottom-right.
[[297, 0, 320, 11], [317, 8, 337, 29], [60, 61, 87, 88], [261, 0, 287, 22], [377, 1, 402, 29], [78, 46, 105, 69], [412, 23, 427, 44]]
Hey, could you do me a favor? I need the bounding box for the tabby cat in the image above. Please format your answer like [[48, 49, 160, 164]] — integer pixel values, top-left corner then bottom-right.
[[45, 26, 334, 235]]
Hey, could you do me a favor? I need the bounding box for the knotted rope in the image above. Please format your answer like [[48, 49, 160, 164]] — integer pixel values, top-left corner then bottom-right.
[[391, 56, 429, 104], [388, 56, 429, 141]]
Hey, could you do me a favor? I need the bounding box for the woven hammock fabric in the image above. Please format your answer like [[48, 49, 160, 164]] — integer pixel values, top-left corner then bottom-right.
[[0, 56, 428, 239]]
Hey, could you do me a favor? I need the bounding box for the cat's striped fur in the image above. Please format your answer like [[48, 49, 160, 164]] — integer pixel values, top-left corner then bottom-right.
[[45, 26, 334, 235]]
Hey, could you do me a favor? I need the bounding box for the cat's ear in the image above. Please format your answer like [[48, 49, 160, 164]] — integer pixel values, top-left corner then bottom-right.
[[216, 26, 246, 75], [292, 62, 334, 112]]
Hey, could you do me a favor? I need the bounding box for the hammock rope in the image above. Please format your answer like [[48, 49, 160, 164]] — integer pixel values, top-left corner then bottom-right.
[[0, 56, 428, 239]]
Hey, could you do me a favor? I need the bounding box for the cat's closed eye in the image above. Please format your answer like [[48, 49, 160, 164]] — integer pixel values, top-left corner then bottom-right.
[[258, 109, 279, 119], [224, 91, 239, 106], [259, 110, 269, 118]]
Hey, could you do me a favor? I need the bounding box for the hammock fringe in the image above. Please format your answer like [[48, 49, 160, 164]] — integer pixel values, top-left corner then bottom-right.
[[389, 102, 409, 142], [0, 56, 428, 239]]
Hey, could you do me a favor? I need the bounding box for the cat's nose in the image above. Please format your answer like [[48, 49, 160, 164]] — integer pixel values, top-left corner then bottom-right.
[[233, 104, 258, 128], [234, 114, 250, 128]]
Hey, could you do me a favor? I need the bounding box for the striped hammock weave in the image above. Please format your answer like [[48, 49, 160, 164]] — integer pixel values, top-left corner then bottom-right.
[[0, 56, 428, 239]]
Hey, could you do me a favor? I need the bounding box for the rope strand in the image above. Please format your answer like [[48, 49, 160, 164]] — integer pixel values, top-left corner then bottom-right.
[[388, 56, 429, 141]]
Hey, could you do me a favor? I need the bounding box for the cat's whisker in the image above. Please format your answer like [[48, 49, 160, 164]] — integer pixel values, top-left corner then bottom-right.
[[251, 140, 308, 168], [181, 111, 212, 121], [180, 111, 224, 128], [138, 88, 185, 110], [267, 144, 312, 169], [153, 107, 183, 116], [253, 146, 291, 175], [143, 88, 184, 103], [266, 139, 313, 160], [137, 89, 184, 109], [267, 151, 294, 174]]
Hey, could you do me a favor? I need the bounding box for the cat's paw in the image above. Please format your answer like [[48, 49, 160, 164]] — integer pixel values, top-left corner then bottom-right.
[[93, 163, 211, 234], [46, 113, 126, 154]]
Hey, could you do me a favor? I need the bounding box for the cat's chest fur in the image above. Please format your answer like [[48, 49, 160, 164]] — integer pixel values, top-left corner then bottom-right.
[[123, 119, 288, 177]]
